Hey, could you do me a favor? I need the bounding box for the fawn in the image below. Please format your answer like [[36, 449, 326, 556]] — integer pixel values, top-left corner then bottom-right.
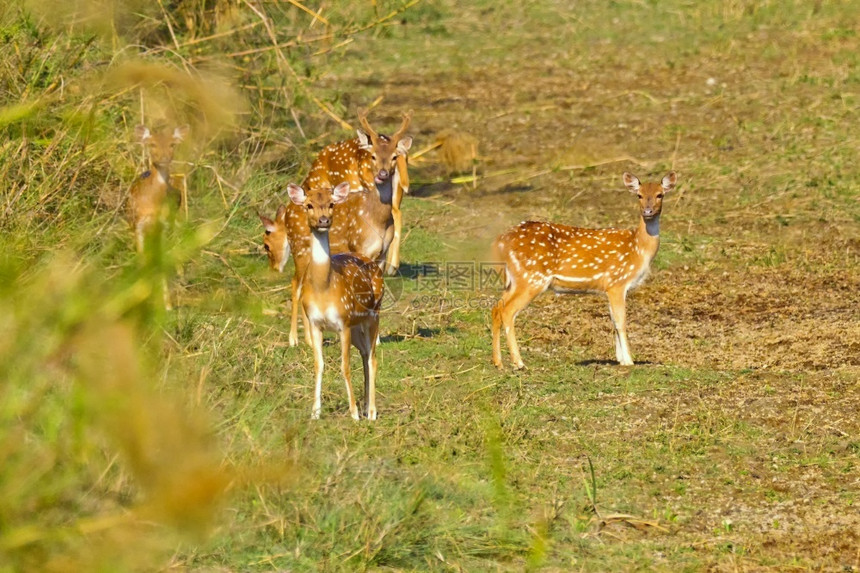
[[128, 124, 188, 252], [286, 181, 385, 420], [127, 124, 189, 310], [260, 111, 411, 346], [491, 172, 678, 368]]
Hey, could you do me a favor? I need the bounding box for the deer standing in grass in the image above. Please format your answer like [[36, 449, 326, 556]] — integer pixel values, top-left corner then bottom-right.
[[128, 124, 188, 252], [491, 172, 678, 368], [287, 181, 385, 420], [260, 112, 412, 346], [127, 124, 189, 309]]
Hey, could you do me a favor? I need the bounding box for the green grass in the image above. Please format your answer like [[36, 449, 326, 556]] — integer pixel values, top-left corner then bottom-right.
[[2, 0, 860, 571]]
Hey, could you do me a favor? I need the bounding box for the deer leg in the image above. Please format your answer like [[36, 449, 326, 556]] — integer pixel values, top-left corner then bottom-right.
[[340, 327, 359, 420], [607, 289, 633, 366], [310, 324, 325, 419], [375, 223, 396, 273], [353, 325, 370, 414], [366, 320, 379, 420], [385, 204, 402, 276], [139, 221, 172, 311], [289, 273, 301, 347], [351, 321, 378, 420], [302, 308, 312, 347], [492, 267, 510, 367], [162, 277, 173, 311], [366, 350, 378, 421], [497, 283, 540, 370], [491, 297, 504, 368]]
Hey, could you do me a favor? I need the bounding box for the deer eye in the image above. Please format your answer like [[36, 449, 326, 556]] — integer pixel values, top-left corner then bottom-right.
[[264, 244, 270, 251], [657, 194, 664, 199], [329, 203, 335, 209], [264, 230, 271, 235], [306, 204, 313, 210], [637, 194, 643, 199]]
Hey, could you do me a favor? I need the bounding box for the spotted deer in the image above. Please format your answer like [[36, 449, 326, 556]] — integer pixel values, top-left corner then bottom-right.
[[491, 171, 678, 368], [260, 111, 412, 346], [357, 114, 411, 276], [128, 124, 188, 252], [287, 181, 385, 420]]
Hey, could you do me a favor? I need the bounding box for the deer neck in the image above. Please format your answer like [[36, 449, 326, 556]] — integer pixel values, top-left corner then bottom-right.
[[375, 175, 394, 206], [643, 214, 660, 238], [151, 162, 171, 186], [307, 229, 333, 290], [358, 175, 394, 225], [636, 215, 661, 258]]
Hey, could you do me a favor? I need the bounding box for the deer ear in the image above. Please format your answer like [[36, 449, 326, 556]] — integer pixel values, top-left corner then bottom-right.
[[357, 130, 373, 150], [259, 213, 276, 233], [275, 204, 287, 223], [623, 172, 640, 193], [287, 184, 306, 206], [662, 171, 678, 191], [332, 182, 351, 204], [135, 125, 151, 141], [173, 124, 190, 142], [397, 135, 413, 154]]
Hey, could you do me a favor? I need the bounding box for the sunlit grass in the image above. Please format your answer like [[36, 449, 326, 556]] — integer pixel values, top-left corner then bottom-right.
[[1, 0, 859, 570]]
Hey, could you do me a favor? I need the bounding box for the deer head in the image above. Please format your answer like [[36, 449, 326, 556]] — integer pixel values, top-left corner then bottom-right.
[[356, 111, 413, 184], [135, 124, 189, 169], [287, 182, 351, 232], [259, 205, 290, 272], [623, 171, 677, 220]]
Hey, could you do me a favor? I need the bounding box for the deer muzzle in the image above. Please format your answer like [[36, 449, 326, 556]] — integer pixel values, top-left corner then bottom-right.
[[375, 169, 390, 184]]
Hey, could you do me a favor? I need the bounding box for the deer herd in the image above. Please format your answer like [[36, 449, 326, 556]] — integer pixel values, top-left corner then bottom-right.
[[128, 113, 679, 421]]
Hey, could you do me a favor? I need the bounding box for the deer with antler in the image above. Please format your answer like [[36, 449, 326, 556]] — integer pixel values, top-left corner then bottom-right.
[[286, 181, 385, 420], [491, 172, 678, 368], [357, 113, 411, 276], [260, 111, 412, 346]]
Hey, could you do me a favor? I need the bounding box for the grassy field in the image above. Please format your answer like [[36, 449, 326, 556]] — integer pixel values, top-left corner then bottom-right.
[[2, 0, 859, 571]]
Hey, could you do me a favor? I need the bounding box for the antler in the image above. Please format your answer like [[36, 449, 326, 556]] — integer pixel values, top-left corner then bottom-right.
[[392, 110, 412, 141], [357, 110, 378, 141]]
